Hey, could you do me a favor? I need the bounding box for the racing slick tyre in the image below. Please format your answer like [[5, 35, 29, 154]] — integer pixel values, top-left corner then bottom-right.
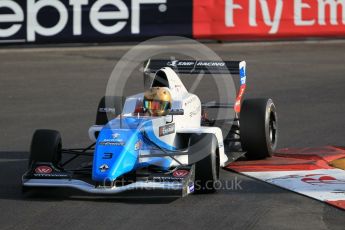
[[193, 135, 220, 194], [240, 98, 278, 160], [95, 96, 124, 125], [28, 129, 62, 168]]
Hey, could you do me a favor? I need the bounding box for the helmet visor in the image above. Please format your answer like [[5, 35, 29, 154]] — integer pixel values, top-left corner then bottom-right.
[[144, 100, 171, 112]]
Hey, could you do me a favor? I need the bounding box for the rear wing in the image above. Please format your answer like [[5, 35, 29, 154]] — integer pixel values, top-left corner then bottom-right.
[[143, 59, 245, 75], [143, 59, 247, 113]]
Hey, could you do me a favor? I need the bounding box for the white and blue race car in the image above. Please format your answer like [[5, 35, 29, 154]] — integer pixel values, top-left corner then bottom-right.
[[22, 60, 278, 196]]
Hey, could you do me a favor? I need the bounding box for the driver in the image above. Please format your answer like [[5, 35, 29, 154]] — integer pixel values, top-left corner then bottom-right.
[[143, 87, 172, 116]]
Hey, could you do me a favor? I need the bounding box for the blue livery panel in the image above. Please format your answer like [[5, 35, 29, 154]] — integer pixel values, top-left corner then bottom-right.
[[92, 117, 174, 182]]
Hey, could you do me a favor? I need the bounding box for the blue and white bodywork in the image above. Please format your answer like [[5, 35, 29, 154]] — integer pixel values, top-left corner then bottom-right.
[[88, 67, 228, 183], [22, 60, 248, 196]]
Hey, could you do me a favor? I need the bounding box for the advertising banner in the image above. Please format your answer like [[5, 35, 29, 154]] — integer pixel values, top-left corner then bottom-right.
[[194, 0, 345, 40], [0, 0, 192, 44], [2, 0, 345, 44]]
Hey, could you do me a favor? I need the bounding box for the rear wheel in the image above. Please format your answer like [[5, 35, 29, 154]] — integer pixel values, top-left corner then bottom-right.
[[29, 129, 62, 168], [240, 98, 278, 160]]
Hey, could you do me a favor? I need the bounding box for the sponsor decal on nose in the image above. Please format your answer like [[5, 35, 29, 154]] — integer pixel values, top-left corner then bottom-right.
[[173, 169, 189, 177], [35, 165, 53, 174], [99, 164, 109, 172]]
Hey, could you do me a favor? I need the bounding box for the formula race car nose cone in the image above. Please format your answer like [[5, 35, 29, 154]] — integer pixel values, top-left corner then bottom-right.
[[92, 126, 139, 182]]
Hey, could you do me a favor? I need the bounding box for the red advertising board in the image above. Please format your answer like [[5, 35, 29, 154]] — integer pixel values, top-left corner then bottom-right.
[[193, 0, 345, 40]]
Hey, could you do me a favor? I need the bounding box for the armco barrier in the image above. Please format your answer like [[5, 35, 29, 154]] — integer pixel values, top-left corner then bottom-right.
[[1, 0, 345, 45], [0, 0, 192, 44], [194, 0, 345, 40]]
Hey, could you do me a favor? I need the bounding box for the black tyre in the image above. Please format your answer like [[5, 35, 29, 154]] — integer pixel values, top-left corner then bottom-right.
[[194, 136, 220, 194], [240, 98, 278, 160], [95, 96, 124, 125], [29, 129, 62, 168]]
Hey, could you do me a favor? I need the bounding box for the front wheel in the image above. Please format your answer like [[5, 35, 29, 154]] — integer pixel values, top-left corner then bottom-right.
[[240, 98, 278, 160], [194, 148, 219, 194], [29, 129, 62, 168]]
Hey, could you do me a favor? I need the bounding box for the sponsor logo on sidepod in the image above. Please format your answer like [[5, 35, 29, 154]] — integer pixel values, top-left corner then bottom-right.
[[159, 123, 175, 136]]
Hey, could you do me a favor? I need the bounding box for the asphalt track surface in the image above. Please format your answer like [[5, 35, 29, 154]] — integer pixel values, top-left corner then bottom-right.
[[1, 40, 345, 229]]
